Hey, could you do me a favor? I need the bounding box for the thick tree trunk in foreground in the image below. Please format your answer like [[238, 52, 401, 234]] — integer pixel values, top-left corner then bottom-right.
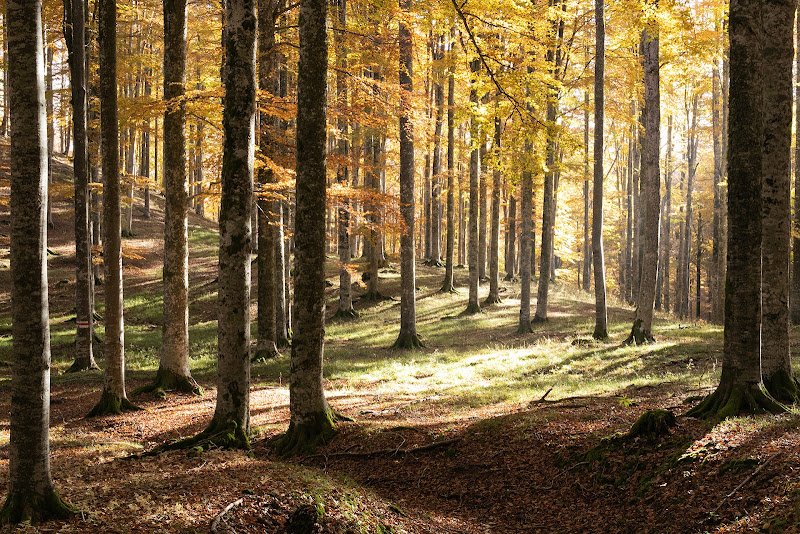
[[392, 0, 421, 349], [591, 0, 607, 340], [65, 0, 98, 373], [274, 0, 342, 455], [689, 0, 784, 419], [626, 19, 660, 345], [760, 0, 797, 401], [792, 10, 800, 326], [1, 0, 76, 521], [89, 0, 138, 416], [143, 0, 201, 395]]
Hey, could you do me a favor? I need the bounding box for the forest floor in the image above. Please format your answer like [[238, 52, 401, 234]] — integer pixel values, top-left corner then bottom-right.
[[3, 138, 800, 532]]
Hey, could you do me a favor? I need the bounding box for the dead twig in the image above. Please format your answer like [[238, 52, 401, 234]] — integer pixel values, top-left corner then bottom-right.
[[711, 452, 782, 515], [210, 498, 244, 533]]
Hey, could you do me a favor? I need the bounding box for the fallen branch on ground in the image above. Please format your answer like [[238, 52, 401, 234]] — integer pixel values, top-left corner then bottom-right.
[[210, 498, 244, 533], [711, 452, 782, 515], [307, 437, 462, 459]]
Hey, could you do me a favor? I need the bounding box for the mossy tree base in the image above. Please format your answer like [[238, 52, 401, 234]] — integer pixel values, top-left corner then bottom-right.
[[252, 344, 280, 363], [592, 328, 609, 341], [517, 321, 533, 334], [423, 259, 444, 267], [147, 418, 251, 457], [483, 295, 501, 305], [532, 314, 548, 324], [686, 381, 786, 420], [0, 490, 78, 525], [276, 337, 291, 349], [628, 409, 676, 440], [134, 368, 203, 398], [359, 291, 393, 303], [462, 303, 481, 316], [763, 369, 800, 403], [271, 409, 348, 457], [439, 282, 457, 294], [64, 357, 99, 374], [87, 390, 142, 417], [391, 332, 424, 350], [332, 308, 359, 320], [624, 319, 654, 345]]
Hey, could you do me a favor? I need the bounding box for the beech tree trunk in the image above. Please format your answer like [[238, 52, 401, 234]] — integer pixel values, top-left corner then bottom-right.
[[478, 142, 488, 281], [591, 0, 607, 340], [441, 66, 456, 293], [505, 188, 516, 280], [65, 0, 98, 372], [89, 0, 137, 416], [392, 0, 421, 349], [626, 16, 659, 344], [582, 89, 591, 293], [663, 115, 672, 314], [465, 59, 481, 315], [485, 114, 502, 304], [1, 0, 75, 520], [760, 0, 796, 401], [275, 0, 339, 455], [207, 0, 257, 446], [689, 0, 783, 419], [791, 10, 800, 326], [151, 0, 201, 394]]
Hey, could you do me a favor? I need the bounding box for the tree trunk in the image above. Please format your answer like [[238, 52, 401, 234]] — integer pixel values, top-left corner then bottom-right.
[[591, 0, 607, 340], [465, 59, 481, 315], [689, 0, 784, 419], [1, 0, 76, 520], [64, 0, 98, 373], [711, 24, 723, 324], [626, 16, 659, 345], [505, 188, 516, 280], [478, 141, 488, 281], [89, 0, 138, 417], [429, 51, 444, 267], [485, 114, 502, 304], [792, 10, 800, 326], [441, 63, 456, 293], [275, 0, 341, 455], [760, 0, 796, 401], [582, 88, 591, 293], [144, 0, 201, 395], [392, 0, 421, 349]]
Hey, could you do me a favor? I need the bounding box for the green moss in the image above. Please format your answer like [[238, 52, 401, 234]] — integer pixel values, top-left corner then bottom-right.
[[143, 417, 251, 457], [628, 409, 676, 440], [87, 390, 142, 417], [271, 409, 342, 457], [0, 489, 78, 525], [134, 367, 203, 397], [390, 332, 423, 350]]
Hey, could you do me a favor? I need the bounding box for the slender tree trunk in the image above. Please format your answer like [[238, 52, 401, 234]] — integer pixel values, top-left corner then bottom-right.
[[275, 0, 341, 455], [478, 141, 488, 281], [441, 64, 456, 293], [696, 212, 703, 319], [689, 0, 783, 419], [663, 116, 672, 313], [65, 0, 98, 373], [147, 0, 201, 395], [582, 88, 591, 292], [592, 0, 607, 340], [761, 0, 797, 401], [625, 131, 633, 303], [711, 27, 723, 323], [45, 43, 54, 229], [89, 0, 138, 416], [392, 0, 421, 348], [791, 10, 800, 325], [485, 113, 502, 304], [505, 188, 516, 280], [429, 54, 443, 266], [1, 0, 76, 520], [465, 59, 481, 315], [626, 15, 659, 344]]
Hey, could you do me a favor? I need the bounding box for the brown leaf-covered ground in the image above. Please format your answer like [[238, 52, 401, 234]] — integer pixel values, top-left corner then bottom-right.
[[2, 139, 800, 533]]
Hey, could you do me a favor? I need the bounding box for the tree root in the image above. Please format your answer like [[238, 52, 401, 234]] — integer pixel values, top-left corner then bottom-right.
[[623, 318, 654, 345], [391, 332, 424, 350], [439, 282, 457, 293], [252, 343, 280, 363], [686, 381, 786, 420], [271, 409, 348, 457], [592, 327, 609, 341], [483, 295, 501, 305], [423, 259, 444, 267], [87, 390, 142, 417], [532, 314, 548, 324], [64, 357, 100, 374], [332, 308, 359, 320], [143, 418, 251, 457], [762, 369, 800, 403], [134, 368, 203, 398], [0, 489, 78, 525], [359, 291, 393, 302], [462, 303, 481, 316], [517, 320, 533, 334]]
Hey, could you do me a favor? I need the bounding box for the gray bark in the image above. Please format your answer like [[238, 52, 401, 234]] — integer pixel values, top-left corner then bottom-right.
[[441, 66, 456, 293], [627, 18, 660, 344], [791, 10, 800, 326], [591, 0, 607, 340], [1, 0, 74, 520], [465, 59, 481, 314], [211, 0, 257, 435], [486, 114, 501, 304], [760, 0, 795, 399]]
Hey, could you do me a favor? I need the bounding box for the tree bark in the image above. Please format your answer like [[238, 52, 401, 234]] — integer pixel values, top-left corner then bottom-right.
[[392, 0, 421, 349], [626, 15, 659, 344], [689, 0, 784, 419], [465, 59, 481, 315], [760, 0, 797, 401], [591, 0, 607, 340], [582, 88, 591, 293], [1, 0, 76, 520], [89, 0, 138, 416], [274, 0, 340, 455], [791, 9, 800, 326], [64, 0, 98, 373], [441, 62, 456, 293], [505, 188, 516, 280], [485, 113, 502, 304]]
